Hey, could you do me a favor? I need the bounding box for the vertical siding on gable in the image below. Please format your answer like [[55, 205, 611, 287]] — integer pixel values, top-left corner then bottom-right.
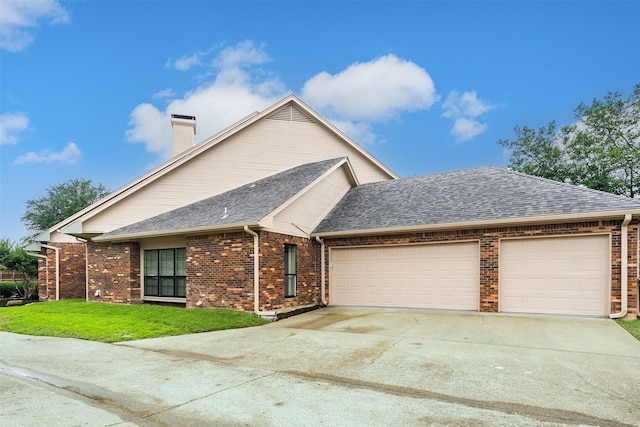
[[268, 165, 354, 237], [83, 119, 391, 234]]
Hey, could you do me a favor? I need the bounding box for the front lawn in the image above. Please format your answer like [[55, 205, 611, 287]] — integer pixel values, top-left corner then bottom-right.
[[617, 319, 640, 340], [0, 299, 269, 342]]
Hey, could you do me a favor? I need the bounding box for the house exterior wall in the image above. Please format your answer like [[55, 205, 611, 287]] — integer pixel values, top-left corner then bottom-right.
[[185, 231, 321, 312], [322, 220, 638, 317], [86, 241, 141, 304], [38, 242, 86, 300], [82, 119, 392, 235]]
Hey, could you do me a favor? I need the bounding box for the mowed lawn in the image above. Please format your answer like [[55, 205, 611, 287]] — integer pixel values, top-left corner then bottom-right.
[[0, 300, 269, 343]]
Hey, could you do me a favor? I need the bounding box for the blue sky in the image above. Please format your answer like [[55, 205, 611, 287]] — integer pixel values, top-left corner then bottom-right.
[[1, 0, 638, 243]]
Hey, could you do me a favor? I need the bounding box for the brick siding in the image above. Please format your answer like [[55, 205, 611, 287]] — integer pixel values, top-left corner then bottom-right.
[[86, 241, 141, 304], [38, 242, 86, 300], [185, 231, 321, 312], [323, 220, 638, 317]]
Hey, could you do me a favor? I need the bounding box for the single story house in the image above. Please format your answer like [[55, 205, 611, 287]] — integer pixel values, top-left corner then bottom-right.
[[30, 95, 640, 319]]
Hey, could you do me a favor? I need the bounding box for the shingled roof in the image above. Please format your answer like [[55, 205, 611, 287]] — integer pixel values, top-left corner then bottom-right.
[[313, 166, 640, 235], [96, 158, 346, 240]]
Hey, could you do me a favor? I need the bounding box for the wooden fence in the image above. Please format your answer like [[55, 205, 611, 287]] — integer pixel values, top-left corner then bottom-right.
[[0, 270, 28, 282]]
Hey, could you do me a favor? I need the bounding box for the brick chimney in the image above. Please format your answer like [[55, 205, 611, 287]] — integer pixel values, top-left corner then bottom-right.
[[170, 114, 196, 157]]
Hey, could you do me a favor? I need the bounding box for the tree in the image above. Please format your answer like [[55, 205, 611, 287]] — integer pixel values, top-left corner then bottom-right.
[[22, 179, 110, 236], [498, 83, 640, 197], [0, 239, 38, 299]]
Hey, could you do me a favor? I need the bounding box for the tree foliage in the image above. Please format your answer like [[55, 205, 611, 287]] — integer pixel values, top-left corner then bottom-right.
[[0, 239, 38, 298], [22, 179, 110, 236], [498, 83, 640, 197]]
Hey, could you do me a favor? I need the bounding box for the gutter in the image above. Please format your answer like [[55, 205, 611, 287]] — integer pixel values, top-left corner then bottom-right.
[[243, 226, 277, 319], [610, 213, 632, 319], [26, 252, 48, 299], [40, 244, 60, 301], [315, 236, 327, 305]]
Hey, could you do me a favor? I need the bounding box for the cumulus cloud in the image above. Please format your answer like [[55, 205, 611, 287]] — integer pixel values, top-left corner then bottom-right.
[[152, 88, 176, 99], [441, 90, 494, 143], [166, 50, 209, 71], [301, 55, 438, 122], [13, 141, 81, 165], [126, 41, 287, 160], [0, 0, 69, 52], [0, 112, 29, 145]]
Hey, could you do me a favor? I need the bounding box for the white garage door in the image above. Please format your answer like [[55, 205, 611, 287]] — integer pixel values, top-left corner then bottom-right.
[[500, 235, 609, 316], [330, 242, 479, 310]]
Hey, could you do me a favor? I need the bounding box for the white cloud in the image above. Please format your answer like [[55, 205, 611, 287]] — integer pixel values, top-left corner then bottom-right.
[[441, 90, 494, 142], [0, 0, 69, 52], [442, 91, 494, 119], [301, 54, 439, 122], [152, 88, 176, 99], [166, 50, 209, 71], [450, 118, 488, 143], [126, 41, 287, 160], [13, 141, 81, 165], [0, 112, 29, 145], [330, 119, 377, 145]]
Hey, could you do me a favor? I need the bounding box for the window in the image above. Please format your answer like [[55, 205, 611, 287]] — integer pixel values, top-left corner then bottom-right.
[[284, 244, 297, 297], [144, 248, 186, 298]]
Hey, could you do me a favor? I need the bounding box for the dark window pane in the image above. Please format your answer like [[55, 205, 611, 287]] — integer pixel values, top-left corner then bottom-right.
[[176, 277, 186, 297], [159, 278, 174, 296], [145, 277, 158, 296]]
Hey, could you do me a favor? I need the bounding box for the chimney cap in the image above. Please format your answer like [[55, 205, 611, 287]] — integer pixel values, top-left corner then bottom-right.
[[171, 114, 196, 121]]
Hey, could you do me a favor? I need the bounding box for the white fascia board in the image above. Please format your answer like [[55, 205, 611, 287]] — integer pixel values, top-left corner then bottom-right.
[[311, 210, 640, 238], [92, 221, 261, 243]]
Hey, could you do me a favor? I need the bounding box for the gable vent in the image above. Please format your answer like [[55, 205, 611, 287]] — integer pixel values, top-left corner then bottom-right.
[[267, 104, 315, 123]]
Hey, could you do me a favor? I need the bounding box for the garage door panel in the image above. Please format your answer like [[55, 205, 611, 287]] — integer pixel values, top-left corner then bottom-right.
[[331, 242, 479, 310], [501, 235, 608, 316]]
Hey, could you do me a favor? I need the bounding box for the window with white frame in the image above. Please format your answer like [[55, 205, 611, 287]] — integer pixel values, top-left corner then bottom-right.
[[284, 244, 297, 297], [144, 248, 186, 298]]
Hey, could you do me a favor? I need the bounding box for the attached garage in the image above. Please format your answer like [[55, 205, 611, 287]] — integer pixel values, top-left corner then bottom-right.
[[330, 242, 479, 310], [500, 235, 610, 316]]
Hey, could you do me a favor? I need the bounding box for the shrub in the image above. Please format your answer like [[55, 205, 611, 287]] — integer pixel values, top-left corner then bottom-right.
[[0, 281, 18, 298]]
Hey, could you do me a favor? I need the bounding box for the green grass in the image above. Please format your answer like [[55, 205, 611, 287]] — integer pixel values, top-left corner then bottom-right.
[[617, 319, 640, 340], [0, 299, 269, 343]]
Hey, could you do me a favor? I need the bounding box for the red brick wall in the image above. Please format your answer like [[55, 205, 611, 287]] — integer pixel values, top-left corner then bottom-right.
[[185, 231, 321, 312], [323, 220, 638, 317], [38, 242, 86, 300], [86, 241, 141, 304], [186, 232, 254, 311]]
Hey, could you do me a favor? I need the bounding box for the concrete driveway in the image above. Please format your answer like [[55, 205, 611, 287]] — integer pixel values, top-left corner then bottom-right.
[[1, 307, 639, 426]]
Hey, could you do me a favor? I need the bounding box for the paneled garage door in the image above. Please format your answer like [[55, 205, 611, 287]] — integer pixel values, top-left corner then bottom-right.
[[330, 242, 479, 310], [500, 235, 609, 316]]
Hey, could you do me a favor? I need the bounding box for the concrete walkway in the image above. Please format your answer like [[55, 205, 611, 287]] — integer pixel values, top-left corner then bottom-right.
[[1, 307, 639, 426]]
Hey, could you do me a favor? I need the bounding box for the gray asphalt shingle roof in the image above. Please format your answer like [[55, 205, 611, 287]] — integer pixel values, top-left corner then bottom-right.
[[313, 166, 640, 234], [100, 158, 345, 238]]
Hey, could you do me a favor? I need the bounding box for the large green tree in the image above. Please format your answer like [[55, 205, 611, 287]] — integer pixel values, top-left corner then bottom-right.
[[498, 83, 640, 197], [22, 179, 110, 236]]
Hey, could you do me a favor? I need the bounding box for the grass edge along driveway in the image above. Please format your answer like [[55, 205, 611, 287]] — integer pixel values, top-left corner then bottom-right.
[[0, 300, 269, 343]]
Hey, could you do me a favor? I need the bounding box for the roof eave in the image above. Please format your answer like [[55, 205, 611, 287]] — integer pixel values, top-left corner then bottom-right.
[[92, 221, 261, 243], [312, 210, 640, 238]]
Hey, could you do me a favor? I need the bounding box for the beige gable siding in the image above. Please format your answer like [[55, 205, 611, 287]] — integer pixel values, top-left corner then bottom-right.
[[83, 119, 390, 234], [49, 230, 81, 243], [267, 165, 354, 238]]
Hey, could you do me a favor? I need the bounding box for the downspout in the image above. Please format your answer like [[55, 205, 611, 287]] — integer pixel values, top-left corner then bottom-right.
[[26, 252, 48, 299], [40, 244, 60, 301], [315, 236, 327, 305], [243, 226, 277, 318], [610, 213, 632, 319]]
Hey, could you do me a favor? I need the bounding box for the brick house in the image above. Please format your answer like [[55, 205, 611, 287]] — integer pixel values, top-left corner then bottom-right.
[[29, 95, 640, 319]]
